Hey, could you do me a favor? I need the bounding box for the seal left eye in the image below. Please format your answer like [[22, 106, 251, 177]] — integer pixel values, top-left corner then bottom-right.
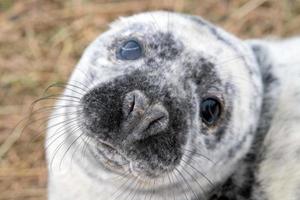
[[118, 40, 142, 60], [200, 97, 222, 126]]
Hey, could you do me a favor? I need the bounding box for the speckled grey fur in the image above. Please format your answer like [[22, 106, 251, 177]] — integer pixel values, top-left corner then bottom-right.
[[46, 12, 300, 200]]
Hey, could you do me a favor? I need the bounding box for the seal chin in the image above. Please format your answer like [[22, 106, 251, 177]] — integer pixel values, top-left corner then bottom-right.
[[128, 163, 181, 191], [129, 160, 175, 180]]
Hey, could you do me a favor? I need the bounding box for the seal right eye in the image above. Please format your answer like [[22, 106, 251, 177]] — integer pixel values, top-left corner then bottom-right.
[[200, 97, 222, 126], [117, 40, 143, 60]]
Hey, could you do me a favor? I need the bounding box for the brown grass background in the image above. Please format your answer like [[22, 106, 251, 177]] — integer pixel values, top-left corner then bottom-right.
[[0, 0, 300, 199]]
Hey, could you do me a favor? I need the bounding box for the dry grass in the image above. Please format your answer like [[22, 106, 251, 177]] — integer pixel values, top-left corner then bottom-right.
[[0, 0, 300, 199]]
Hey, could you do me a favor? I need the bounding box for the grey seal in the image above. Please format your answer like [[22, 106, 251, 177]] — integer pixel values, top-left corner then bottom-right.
[[46, 11, 300, 200]]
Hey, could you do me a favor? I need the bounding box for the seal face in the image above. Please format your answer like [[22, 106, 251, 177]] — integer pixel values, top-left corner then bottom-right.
[[47, 11, 264, 199]]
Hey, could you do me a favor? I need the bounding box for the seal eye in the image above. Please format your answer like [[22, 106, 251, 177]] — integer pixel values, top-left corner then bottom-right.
[[118, 40, 142, 60], [200, 98, 222, 126]]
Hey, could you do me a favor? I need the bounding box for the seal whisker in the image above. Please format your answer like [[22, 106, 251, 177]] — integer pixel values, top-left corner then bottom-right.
[[31, 110, 82, 123], [112, 175, 138, 200], [110, 169, 132, 182], [59, 131, 86, 170], [25, 110, 83, 139], [169, 171, 179, 200], [73, 67, 96, 88], [148, 178, 156, 200], [45, 121, 82, 153], [31, 96, 82, 106], [49, 125, 82, 173], [110, 170, 135, 198], [149, 13, 160, 32], [46, 120, 82, 150], [216, 54, 249, 66], [181, 156, 214, 195], [31, 94, 82, 107], [22, 110, 83, 153], [175, 167, 201, 200], [166, 171, 176, 200], [181, 155, 215, 188], [74, 134, 91, 169], [43, 82, 87, 96], [181, 147, 215, 163], [171, 169, 189, 200], [180, 163, 207, 200], [31, 115, 81, 147], [124, 176, 144, 200], [41, 94, 81, 100], [29, 104, 82, 115], [128, 176, 143, 200], [67, 79, 92, 91]]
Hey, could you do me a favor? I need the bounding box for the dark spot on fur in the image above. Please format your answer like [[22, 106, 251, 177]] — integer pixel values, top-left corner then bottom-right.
[[80, 70, 190, 173], [228, 135, 248, 158], [145, 32, 184, 67]]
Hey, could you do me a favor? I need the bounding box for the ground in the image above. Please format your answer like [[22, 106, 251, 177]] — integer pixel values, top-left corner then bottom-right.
[[0, 0, 300, 199]]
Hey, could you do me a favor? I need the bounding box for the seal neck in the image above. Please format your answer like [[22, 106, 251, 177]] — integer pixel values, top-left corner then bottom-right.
[[208, 42, 280, 200]]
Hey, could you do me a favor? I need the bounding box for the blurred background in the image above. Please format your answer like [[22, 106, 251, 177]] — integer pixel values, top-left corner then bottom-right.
[[0, 0, 300, 199]]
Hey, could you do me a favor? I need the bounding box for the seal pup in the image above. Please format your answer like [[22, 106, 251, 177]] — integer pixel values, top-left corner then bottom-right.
[[46, 11, 300, 200]]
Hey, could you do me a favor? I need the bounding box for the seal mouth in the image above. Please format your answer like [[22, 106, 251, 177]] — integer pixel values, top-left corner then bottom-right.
[[97, 142, 129, 169], [96, 140, 177, 180]]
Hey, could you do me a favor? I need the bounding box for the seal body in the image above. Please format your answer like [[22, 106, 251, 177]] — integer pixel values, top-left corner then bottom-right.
[[46, 12, 300, 200], [248, 38, 300, 200]]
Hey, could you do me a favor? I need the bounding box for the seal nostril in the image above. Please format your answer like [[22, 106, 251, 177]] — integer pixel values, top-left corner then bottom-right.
[[146, 115, 165, 130], [123, 103, 169, 146], [144, 105, 169, 132], [122, 90, 149, 119], [128, 95, 135, 114], [122, 91, 170, 147]]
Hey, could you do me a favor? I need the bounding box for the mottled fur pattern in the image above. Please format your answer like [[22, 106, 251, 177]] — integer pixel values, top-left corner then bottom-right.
[[46, 12, 300, 200]]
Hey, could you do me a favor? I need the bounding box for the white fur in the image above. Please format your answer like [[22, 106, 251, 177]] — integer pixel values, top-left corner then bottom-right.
[[46, 12, 300, 200], [252, 38, 300, 200]]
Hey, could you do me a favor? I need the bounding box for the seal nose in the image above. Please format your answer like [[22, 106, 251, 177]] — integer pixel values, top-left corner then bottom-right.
[[122, 90, 169, 145]]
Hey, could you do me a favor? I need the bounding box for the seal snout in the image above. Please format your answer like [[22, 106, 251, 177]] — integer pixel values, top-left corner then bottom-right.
[[80, 78, 185, 175], [121, 90, 169, 146]]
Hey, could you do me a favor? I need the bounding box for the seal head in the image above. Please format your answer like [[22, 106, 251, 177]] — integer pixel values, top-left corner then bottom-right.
[[53, 11, 263, 197]]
